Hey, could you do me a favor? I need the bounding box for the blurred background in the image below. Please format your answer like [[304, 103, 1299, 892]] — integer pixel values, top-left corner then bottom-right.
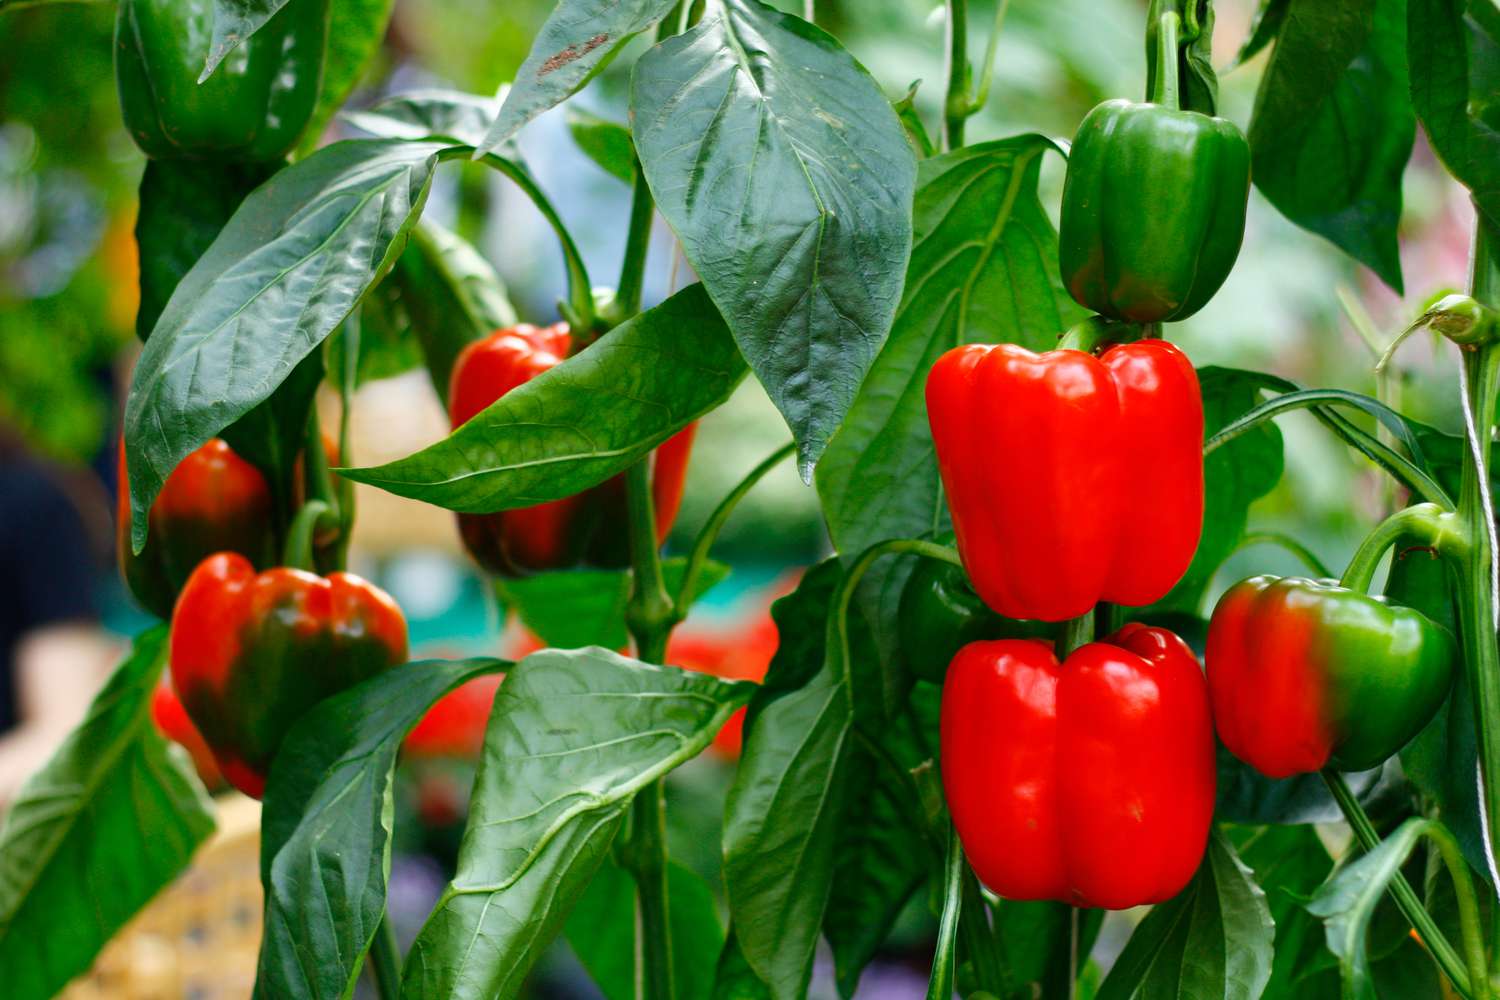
[[0, 0, 1478, 996]]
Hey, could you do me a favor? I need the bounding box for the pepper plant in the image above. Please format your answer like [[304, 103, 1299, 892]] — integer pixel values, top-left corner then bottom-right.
[[1, 0, 1499, 998]]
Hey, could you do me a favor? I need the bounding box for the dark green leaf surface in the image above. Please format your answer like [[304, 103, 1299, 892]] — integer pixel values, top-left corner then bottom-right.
[[341, 283, 746, 512], [393, 218, 518, 405], [713, 929, 773, 1000], [0, 628, 215, 1000], [301, 0, 398, 154], [477, 0, 679, 154], [1408, 0, 1500, 227], [1232, 824, 1339, 998], [1308, 817, 1432, 1000], [565, 107, 636, 184], [205, 0, 292, 78], [401, 648, 752, 999], [632, 0, 917, 478], [345, 89, 509, 150], [814, 136, 1078, 669], [125, 138, 449, 550], [255, 657, 506, 1000], [1230, 0, 1291, 69], [1096, 830, 1274, 1000], [502, 557, 730, 651], [134, 159, 273, 342], [564, 859, 724, 1000], [1216, 753, 1401, 826], [1150, 367, 1285, 614], [1249, 0, 1411, 291]]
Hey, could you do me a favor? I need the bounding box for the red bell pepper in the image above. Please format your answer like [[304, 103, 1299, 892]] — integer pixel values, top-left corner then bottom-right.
[[926, 340, 1203, 621], [170, 552, 409, 798], [941, 624, 1216, 909], [448, 323, 696, 577], [151, 680, 224, 789], [118, 437, 276, 619]]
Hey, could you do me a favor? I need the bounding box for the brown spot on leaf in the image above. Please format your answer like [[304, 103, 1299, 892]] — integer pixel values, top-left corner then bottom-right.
[[538, 33, 611, 76]]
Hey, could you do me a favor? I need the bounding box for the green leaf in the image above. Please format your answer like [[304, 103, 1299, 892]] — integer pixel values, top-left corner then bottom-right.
[[205, 0, 293, 78], [631, 0, 917, 479], [392, 218, 518, 406], [477, 0, 680, 154], [1231, 824, 1340, 998], [892, 81, 936, 159], [401, 648, 752, 998], [1229, 0, 1291, 69], [344, 89, 509, 150], [725, 556, 877, 1000], [340, 283, 746, 512], [1249, 0, 1411, 291], [566, 106, 636, 184], [713, 928, 772, 1000], [814, 136, 1080, 671], [124, 138, 450, 550], [300, 0, 398, 155], [1408, 0, 1500, 227], [1216, 752, 1401, 826], [1149, 367, 1285, 614], [255, 657, 505, 1000], [1307, 817, 1433, 1000], [564, 859, 724, 1000], [502, 557, 730, 651], [134, 159, 273, 342], [1096, 830, 1274, 1000], [0, 627, 216, 1000], [325, 278, 423, 388]]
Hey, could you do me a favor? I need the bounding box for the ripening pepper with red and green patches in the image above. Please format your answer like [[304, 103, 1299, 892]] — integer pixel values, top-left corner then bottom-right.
[[447, 323, 695, 577], [118, 437, 277, 619], [1206, 575, 1456, 778], [169, 552, 408, 798]]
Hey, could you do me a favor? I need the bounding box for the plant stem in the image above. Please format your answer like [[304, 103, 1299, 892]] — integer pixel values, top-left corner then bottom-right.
[[673, 441, 796, 616], [1059, 610, 1095, 657], [942, 0, 971, 150], [368, 913, 401, 1000], [616, 170, 655, 320], [1338, 503, 1465, 594], [1322, 770, 1474, 997], [958, 866, 1003, 992], [1149, 10, 1180, 109], [623, 456, 677, 1000], [283, 500, 332, 571], [1233, 531, 1334, 579], [1426, 821, 1492, 1000], [1456, 211, 1500, 885], [926, 825, 964, 1000]]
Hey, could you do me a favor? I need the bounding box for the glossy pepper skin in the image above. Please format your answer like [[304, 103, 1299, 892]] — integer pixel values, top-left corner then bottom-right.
[[1206, 576, 1456, 778], [926, 340, 1203, 622], [114, 0, 329, 162], [170, 552, 408, 798], [897, 557, 1051, 684], [448, 323, 696, 577], [118, 437, 276, 619], [1059, 99, 1251, 322], [941, 625, 1216, 909]]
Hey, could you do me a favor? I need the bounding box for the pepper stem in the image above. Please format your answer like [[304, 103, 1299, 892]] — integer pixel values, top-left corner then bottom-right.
[[1337, 502, 1465, 594], [283, 500, 333, 572], [1056, 316, 1141, 354], [1149, 10, 1181, 110], [1058, 610, 1095, 657]]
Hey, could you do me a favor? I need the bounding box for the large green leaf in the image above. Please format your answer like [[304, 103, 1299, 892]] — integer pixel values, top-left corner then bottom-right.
[[344, 89, 508, 150], [298, 0, 398, 155], [631, 0, 917, 479], [340, 283, 747, 512], [1307, 818, 1433, 1000], [1150, 367, 1285, 614], [564, 859, 724, 1000], [134, 159, 273, 342], [1096, 830, 1274, 1000], [1231, 825, 1340, 998], [1249, 0, 1411, 291], [813, 136, 1079, 670], [124, 138, 450, 550], [476, 0, 680, 153], [502, 557, 730, 651], [0, 628, 216, 1000], [400, 648, 752, 999], [566, 107, 636, 185], [392, 218, 517, 406], [255, 657, 506, 1000], [1408, 0, 1500, 227], [713, 929, 772, 1000]]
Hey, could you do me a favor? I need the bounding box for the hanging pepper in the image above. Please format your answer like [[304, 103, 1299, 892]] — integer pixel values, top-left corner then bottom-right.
[[941, 625, 1216, 909], [926, 339, 1203, 622], [170, 552, 408, 798], [897, 555, 1052, 684], [1057, 10, 1250, 323], [151, 680, 224, 789], [448, 323, 696, 577], [114, 0, 329, 162], [1206, 575, 1456, 778], [118, 437, 277, 619]]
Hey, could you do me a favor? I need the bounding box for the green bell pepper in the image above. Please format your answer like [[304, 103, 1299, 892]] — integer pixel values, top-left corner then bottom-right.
[[898, 556, 1052, 684]]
